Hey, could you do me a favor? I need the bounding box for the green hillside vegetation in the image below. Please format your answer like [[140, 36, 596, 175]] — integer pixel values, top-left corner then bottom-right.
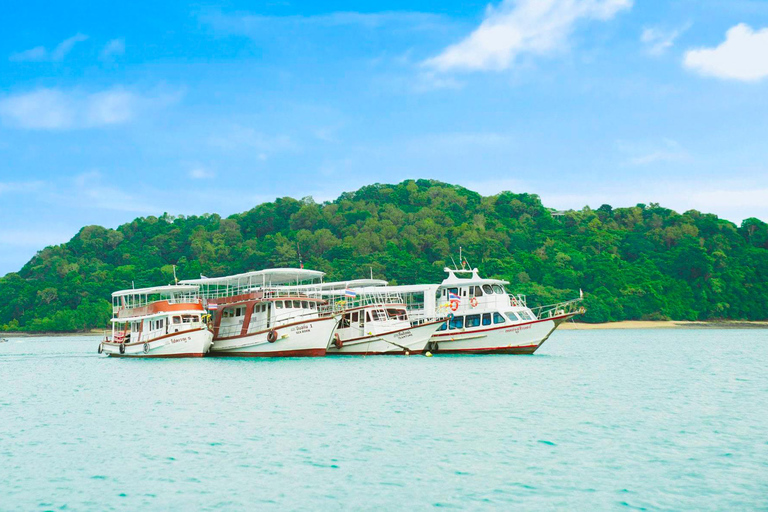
[[2, 180, 767, 332]]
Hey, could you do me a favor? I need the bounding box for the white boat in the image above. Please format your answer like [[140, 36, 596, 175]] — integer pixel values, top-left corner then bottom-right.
[[180, 269, 337, 357], [310, 282, 446, 355], [100, 285, 213, 358], [359, 267, 584, 355]]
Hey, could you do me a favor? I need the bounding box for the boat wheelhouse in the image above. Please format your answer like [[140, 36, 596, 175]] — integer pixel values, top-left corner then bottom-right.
[[99, 285, 213, 358], [368, 268, 584, 355], [180, 269, 337, 357], [308, 281, 447, 355]]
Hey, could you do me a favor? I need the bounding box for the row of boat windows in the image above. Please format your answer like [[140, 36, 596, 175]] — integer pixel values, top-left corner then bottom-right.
[[126, 315, 200, 332], [438, 311, 534, 331], [338, 308, 407, 329], [221, 300, 320, 319], [442, 284, 506, 298]]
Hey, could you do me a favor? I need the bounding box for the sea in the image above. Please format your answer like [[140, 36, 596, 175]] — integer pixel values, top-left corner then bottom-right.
[[1, 329, 767, 511]]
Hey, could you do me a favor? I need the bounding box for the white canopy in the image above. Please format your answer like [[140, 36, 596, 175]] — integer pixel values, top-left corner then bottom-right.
[[180, 268, 324, 287], [112, 285, 200, 298]]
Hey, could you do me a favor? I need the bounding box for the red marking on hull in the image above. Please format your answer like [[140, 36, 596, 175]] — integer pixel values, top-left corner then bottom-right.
[[431, 312, 575, 338], [328, 349, 423, 356], [434, 344, 540, 355], [208, 348, 326, 358]]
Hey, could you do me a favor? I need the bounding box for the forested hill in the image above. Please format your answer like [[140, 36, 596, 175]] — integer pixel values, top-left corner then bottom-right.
[[2, 180, 768, 331]]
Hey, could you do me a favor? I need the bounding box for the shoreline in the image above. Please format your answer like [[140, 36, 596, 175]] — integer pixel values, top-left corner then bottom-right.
[[560, 320, 768, 330], [3, 321, 768, 337]]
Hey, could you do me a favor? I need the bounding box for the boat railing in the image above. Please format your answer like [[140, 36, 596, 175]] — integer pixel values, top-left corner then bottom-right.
[[531, 297, 585, 320], [318, 292, 407, 315], [510, 294, 527, 308]]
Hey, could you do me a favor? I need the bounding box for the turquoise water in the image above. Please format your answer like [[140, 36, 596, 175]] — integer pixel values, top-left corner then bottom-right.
[[1, 330, 767, 510]]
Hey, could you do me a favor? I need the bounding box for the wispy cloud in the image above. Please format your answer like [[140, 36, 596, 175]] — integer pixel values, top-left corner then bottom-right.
[[201, 10, 447, 36], [0, 181, 46, 195], [10, 33, 88, 62], [618, 139, 690, 166], [641, 23, 691, 56], [189, 167, 215, 179], [209, 125, 297, 154], [100, 38, 125, 60], [0, 87, 180, 130], [684, 24, 768, 81], [423, 0, 632, 72]]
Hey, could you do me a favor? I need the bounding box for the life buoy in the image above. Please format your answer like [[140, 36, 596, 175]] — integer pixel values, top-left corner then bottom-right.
[[267, 330, 278, 343], [143, 343, 150, 354], [450, 300, 459, 311], [119, 343, 125, 354], [97, 343, 103, 354], [333, 333, 343, 349], [470, 297, 478, 308]]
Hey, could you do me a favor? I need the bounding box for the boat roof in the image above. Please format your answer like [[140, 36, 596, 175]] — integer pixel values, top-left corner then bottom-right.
[[180, 268, 324, 287], [290, 279, 387, 291], [442, 268, 509, 287], [112, 285, 200, 298]]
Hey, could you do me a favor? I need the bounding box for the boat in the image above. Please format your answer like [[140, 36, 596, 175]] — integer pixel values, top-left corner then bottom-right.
[[180, 269, 338, 357], [364, 267, 584, 355], [99, 285, 213, 357], [310, 282, 447, 355]]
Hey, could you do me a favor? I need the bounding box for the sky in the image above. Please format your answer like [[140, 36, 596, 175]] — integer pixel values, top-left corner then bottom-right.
[[1, 0, 768, 275]]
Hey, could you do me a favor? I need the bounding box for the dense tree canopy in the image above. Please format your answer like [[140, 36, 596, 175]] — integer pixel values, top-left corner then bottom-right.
[[2, 180, 767, 331]]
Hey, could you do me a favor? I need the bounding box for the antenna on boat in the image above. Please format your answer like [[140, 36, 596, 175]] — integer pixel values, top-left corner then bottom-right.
[[297, 241, 304, 269], [449, 255, 458, 270], [459, 247, 463, 269], [173, 265, 178, 285], [370, 267, 373, 279]]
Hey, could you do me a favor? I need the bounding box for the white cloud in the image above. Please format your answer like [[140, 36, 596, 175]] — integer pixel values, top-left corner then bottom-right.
[[10, 33, 88, 62], [684, 24, 768, 81], [100, 38, 125, 60], [0, 87, 179, 130], [0, 181, 46, 195], [641, 24, 690, 56], [423, 0, 632, 72]]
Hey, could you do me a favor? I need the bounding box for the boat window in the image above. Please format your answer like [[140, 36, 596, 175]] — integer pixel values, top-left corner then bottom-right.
[[438, 321, 448, 331], [466, 314, 481, 328], [469, 287, 475, 298], [506, 312, 521, 322], [366, 311, 372, 323], [462, 288, 468, 297], [351, 311, 359, 323], [483, 284, 493, 294], [482, 313, 492, 326], [302, 301, 309, 309], [448, 288, 458, 299], [340, 314, 351, 329], [173, 316, 181, 324], [493, 313, 505, 324], [449, 316, 464, 330], [492, 285, 505, 294], [275, 301, 283, 309], [310, 302, 317, 310], [475, 286, 483, 297], [518, 310, 535, 321], [293, 300, 301, 309], [373, 310, 387, 322]]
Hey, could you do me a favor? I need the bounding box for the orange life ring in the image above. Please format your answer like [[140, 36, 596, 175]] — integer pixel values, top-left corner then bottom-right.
[[334, 333, 343, 349], [470, 297, 478, 308], [267, 330, 278, 343], [450, 300, 459, 311]]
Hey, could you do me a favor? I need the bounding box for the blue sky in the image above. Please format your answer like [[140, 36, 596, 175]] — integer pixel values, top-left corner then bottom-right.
[[1, 0, 768, 275]]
